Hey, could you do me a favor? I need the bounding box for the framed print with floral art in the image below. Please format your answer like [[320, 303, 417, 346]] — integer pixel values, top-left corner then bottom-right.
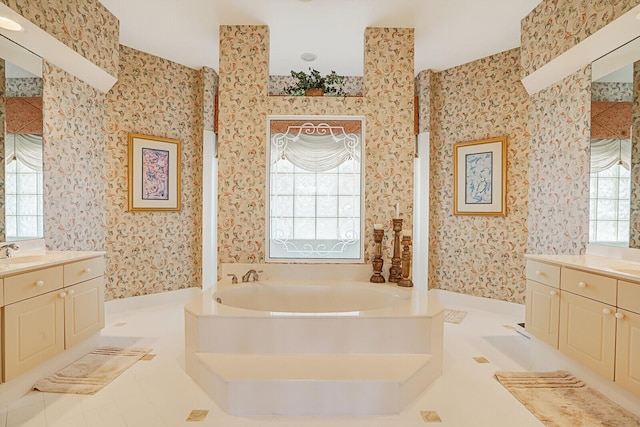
[[128, 133, 181, 211], [453, 136, 506, 216]]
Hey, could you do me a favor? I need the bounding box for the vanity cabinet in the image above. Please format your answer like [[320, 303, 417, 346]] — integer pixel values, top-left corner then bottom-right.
[[525, 260, 560, 347], [525, 257, 640, 396], [2, 256, 104, 381]]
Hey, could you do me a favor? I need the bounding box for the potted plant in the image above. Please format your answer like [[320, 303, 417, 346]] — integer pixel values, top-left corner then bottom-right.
[[284, 68, 346, 97]]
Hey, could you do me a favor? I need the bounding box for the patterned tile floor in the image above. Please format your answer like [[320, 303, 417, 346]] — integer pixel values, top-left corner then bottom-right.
[[2, 289, 639, 426]]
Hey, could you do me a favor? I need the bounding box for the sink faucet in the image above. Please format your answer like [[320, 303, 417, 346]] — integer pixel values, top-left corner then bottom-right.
[[241, 269, 261, 282], [0, 243, 19, 259]]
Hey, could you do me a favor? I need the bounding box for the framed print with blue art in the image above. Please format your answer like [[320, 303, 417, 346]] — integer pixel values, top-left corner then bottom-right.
[[453, 137, 506, 216], [128, 133, 181, 211]]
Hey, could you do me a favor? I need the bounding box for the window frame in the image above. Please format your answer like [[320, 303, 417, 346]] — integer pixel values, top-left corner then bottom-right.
[[266, 115, 366, 263]]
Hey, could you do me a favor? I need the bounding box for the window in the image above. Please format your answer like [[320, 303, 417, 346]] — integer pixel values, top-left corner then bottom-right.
[[589, 163, 630, 245], [4, 134, 43, 240], [267, 118, 364, 261]]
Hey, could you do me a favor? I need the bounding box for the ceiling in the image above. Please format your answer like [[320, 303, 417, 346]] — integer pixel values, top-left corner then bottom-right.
[[99, 0, 541, 76]]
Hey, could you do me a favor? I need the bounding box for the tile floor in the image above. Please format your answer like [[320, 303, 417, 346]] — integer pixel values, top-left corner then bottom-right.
[[1, 288, 639, 427]]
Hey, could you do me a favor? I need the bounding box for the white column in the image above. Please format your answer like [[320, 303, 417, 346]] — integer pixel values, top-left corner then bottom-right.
[[202, 130, 217, 290], [413, 132, 430, 290]]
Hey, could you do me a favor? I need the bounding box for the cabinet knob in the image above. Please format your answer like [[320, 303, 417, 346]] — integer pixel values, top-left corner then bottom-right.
[[578, 282, 586, 288], [535, 270, 543, 276], [602, 308, 612, 315], [84, 268, 92, 274], [35, 280, 44, 288], [59, 291, 67, 298], [68, 289, 75, 295], [615, 312, 625, 320], [550, 290, 558, 296]]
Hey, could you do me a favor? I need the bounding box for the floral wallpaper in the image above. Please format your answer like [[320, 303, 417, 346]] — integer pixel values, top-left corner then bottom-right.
[[429, 48, 530, 303], [592, 82, 632, 102], [6, 78, 42, 97], [218, 25, 415, 265], [521, 0, 640, 78], [527, 67, 591, 255], [268, 75, 364, 97], [202, 66, 218, 132], [104, 45, 204, 299], [0, 0, 119, 78], [0, 61, 5, 241], [629, 61, 640, 247], [415, 69, 433, 134], [42, 62, 106, 251]]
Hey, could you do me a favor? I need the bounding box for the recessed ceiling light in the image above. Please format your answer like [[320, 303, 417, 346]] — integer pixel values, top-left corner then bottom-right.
[[0, 16, 23, 32], [301, 52, 317, 62]]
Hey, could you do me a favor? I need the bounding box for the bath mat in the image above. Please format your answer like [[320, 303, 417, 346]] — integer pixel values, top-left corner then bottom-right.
[[444, 309, 467, 324], [495, 370, 640, 426], [33, 346, 151, 395]]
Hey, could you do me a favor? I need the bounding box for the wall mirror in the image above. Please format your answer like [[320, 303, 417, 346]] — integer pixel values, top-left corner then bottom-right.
[[0, 35, 43, 242]]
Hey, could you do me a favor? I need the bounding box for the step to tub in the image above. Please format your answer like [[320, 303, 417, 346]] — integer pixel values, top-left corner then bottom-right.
[[188, 352, 439, 416]]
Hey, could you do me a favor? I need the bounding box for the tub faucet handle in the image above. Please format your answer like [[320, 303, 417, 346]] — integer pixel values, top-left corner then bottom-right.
[[0, 243, 19, 259], [227, 274, 238, 284], [242, 269, 262, 282]]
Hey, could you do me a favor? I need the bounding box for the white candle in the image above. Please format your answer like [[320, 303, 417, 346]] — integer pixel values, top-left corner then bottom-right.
[[403, 230, 412, 238], [395, 203, 400, 218], [374, 223, 383, 230]]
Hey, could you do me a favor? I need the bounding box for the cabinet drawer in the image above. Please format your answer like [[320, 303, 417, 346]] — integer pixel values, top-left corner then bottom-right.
[[63, 257, 104, 287], [526, 260, 560, 288], [618, 280, 640, 315], [4, 266, 64, 305], [561, 268, 617, 305]]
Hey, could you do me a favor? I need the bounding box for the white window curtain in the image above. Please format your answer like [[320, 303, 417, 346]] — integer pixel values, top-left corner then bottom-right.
[[5, 134, 43, 171], [590, 138, 630, 173], [271, 131, 360, 172]]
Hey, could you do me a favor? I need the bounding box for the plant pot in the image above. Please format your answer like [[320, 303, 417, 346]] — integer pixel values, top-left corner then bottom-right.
[[304, 88, 324, 96]]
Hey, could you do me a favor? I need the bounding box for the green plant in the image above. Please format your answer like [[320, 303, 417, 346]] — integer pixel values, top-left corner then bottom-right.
[[284, 68, 346, 97]]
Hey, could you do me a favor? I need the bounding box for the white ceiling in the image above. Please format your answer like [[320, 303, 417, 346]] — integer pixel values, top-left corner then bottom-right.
[[99, 0, 541, 76]]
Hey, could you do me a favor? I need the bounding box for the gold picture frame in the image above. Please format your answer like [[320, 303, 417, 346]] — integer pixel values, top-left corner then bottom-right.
[[128, 133, 181, 211], [453, 136, 507, 216]]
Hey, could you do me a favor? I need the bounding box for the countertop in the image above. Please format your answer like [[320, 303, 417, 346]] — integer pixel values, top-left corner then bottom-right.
[[0, 250, 105, 277], [526, 253, 640, 283]]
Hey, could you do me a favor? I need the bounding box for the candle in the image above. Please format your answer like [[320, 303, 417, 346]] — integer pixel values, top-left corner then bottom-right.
[[374, 223, 383, 230], [395, 203, 400, 218], [402, 230, 412, 238]]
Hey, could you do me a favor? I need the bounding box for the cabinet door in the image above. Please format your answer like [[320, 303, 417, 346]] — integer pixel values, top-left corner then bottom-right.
[[3, 290, 65, 381], [615, 309, 640, 395], [525, 280, 560, 347], [64, 277, 104, 348], [559, 291, 616, 380]]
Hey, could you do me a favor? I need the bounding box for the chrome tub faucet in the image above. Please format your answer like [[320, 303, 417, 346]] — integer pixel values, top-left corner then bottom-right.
[[241, 269, 261, 282]]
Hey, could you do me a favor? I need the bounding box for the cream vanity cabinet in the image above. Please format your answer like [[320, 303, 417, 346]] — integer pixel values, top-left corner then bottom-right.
[[2, 256, 105, 381], [525, 257, 640, 396], [525, 259, 561, 348]]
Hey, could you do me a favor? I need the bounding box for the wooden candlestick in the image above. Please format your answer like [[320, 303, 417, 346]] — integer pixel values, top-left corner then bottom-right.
[[398, 234, 413, 287], [370, 228, 385, 283], [389, 218, 403, 283]]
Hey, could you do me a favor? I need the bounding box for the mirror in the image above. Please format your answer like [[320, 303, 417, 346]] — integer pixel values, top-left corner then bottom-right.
[[0, 35, 43, 242], [590, 36, 640, 248]]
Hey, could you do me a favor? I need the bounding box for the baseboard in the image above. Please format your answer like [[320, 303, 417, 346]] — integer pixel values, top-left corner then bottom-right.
[[105, 287, 201, 315]]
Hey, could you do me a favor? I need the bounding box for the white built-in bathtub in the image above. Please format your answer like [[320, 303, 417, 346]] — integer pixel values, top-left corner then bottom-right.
[[184, 278, 444, 416]]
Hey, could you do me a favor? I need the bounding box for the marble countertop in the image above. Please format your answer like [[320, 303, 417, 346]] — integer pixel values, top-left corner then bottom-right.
[[0, 250, 105, 277], [526, 253, 640, 282]]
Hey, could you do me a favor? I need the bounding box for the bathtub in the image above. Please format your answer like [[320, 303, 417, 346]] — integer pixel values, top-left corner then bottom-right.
[[213, 281, 408, 313], [184, 279, 444, 415]]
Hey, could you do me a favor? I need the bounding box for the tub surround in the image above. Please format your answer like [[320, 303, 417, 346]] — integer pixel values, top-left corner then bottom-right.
[[185, 276, 443, 416]]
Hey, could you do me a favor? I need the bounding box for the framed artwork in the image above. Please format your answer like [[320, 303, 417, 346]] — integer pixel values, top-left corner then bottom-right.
[[453, 136, 506, 216], [128, 133, 181, 211]]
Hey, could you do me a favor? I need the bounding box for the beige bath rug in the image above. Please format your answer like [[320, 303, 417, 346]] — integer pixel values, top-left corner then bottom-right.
[[444, 309, 467, 324], [495, 370, 640, 427], [33, 346, 151, 395]]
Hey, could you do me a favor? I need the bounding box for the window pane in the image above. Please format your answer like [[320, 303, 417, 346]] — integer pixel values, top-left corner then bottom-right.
[[294, 218, 315, 239], [295, 174, 316, 195], [597, 178, 617, 198], [317, 174, 338, 195], [618, 221, 630, 242], [272, 174, 294, 195], [316, 196, 337, 217], [596, 221, 617, 242], [271, 218, 293, 239], [294, 195, 316, 217], [596, 199, 617, 220], [316, 218, 338, 239], [272, 196, 293, 217]]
